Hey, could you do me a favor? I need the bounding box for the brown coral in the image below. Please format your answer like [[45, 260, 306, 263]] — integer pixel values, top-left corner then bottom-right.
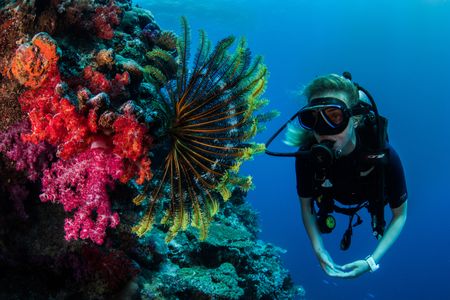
[[96, 48, 116, 69], [0, 3, 35, 78], [0, 79, 23, 132], [36, 9, 58, 35], [156, 31, 178, 52], [9, 32, 60, 89], [117, 56, 144, 83]]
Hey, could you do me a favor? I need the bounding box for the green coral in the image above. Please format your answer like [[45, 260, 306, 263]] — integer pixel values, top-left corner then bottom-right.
[[143, 47, 177, 87], [204, 223, 254, 249], [176, 263, 244, 299]]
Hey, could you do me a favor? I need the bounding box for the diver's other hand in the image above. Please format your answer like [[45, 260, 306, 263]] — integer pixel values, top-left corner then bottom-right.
[[316, 249, 345, 276], [340, 260, 370, 278]]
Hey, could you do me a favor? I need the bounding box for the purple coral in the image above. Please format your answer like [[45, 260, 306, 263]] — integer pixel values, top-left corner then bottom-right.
[[141, 22, 161, 46], [40, 148, 124, 245], [0, 120, 55, 181]]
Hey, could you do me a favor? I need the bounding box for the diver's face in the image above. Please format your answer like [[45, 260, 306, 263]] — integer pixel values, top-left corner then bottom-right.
[[310, 91, 357, 156]]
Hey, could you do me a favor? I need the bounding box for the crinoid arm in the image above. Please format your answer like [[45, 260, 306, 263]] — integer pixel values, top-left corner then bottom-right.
[[133, 17, 272, 242]]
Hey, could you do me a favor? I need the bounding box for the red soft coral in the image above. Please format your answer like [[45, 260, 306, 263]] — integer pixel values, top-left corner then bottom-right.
[[110, 70, 130, 99], [83, 66, 112, 95], [112, 110, 153, 184], [18, 66, 103, 159], [83, 66, 130, 99], [92, 2, 122, 40], [19, 66, 151, 183], [18, 64, 61, 113], [40, 148, 123, 245]]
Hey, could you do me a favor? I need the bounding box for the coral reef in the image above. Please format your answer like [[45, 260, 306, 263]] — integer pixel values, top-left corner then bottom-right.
[[0, 0, 303, 299], [0, 186, 304, 299]]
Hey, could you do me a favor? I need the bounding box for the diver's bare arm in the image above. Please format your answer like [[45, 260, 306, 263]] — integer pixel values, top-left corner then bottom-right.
[[371, 200, 408, 264], [299, 197, 327, 256], [299, 196, 345, 276]]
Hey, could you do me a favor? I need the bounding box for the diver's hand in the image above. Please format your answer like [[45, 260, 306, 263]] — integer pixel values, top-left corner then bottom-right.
[[316, 249, 345, 277], [339, 260, 370, 278]]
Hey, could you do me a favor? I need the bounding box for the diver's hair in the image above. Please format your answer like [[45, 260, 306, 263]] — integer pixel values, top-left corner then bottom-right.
[[284, 73, 359, 147], [303, 73, 359, 106], [283, 122, 314, 147]]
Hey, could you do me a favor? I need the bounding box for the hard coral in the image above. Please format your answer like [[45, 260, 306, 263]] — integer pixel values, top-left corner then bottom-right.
[[70, 246, 140, 297], [40, 148, 123, 245], [9, 32, 60, 89], [98, 110, 118, 132]]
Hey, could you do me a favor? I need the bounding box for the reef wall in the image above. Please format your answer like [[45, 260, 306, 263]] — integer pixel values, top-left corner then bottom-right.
[[0, 0, 304, 299]]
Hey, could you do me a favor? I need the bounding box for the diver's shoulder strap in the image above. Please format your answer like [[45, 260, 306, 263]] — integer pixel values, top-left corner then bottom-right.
[[357, 115, 388, 148], [357, 114, 389, 239]]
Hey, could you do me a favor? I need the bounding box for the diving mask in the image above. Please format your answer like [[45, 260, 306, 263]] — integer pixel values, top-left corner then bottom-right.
[[298, 97, 352, 135]]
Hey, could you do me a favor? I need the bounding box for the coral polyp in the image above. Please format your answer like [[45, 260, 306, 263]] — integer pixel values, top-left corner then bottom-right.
[[133, 17, 272, 242]]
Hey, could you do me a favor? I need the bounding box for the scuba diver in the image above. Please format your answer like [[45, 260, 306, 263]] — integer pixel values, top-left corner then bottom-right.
[[266, 73, 408, 278]]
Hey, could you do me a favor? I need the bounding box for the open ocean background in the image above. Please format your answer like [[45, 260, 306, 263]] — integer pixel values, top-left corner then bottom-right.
[[137, 1, 450, 299]]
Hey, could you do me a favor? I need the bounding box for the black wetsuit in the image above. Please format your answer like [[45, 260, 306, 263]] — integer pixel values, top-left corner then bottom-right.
[[295, 143, 408, 209]]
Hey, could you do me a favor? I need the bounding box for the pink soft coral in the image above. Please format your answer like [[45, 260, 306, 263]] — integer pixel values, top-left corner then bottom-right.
[[0, 119, 54, 181], [40, 148, 123, 244]]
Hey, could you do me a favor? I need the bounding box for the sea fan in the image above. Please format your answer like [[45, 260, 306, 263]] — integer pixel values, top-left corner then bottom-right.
[[133, 17, 272, 242]]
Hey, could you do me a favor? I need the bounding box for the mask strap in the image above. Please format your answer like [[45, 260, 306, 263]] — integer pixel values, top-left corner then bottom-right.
[[265, 109, 309, 157]]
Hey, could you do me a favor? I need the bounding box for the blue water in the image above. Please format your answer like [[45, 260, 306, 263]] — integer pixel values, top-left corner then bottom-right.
[[137, 1, 450, 299]]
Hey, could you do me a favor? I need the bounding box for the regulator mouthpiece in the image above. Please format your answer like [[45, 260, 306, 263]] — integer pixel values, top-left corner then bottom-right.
[[311, 140, 335, 167]]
